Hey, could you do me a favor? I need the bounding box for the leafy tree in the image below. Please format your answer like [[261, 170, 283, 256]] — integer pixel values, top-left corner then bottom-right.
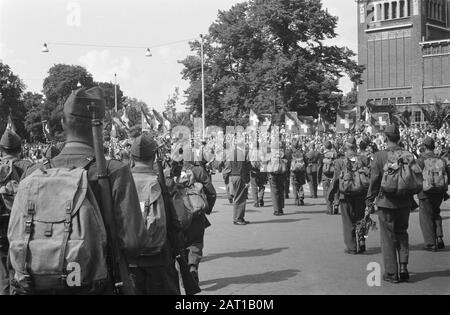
[[164, 87, 180, 120], [42, 64, 95, 137], [420, 101, 450, 129], [23, 92, 46, 142], [0, 62, 27, 138], [180, 0, 363, 127], [96, 81, 124, 111]]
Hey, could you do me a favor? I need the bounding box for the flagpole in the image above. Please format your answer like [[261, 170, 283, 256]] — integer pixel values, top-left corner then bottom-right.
[[114, 73, 118, 112], [200, 34, 206, 140]]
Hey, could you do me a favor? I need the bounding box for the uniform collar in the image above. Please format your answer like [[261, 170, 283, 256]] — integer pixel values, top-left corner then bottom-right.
[[59, 142, 94, 156], [131, 164, 157, 174]]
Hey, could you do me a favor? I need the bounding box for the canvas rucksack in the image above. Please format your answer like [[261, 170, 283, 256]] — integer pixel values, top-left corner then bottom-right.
[[268, 151, 287, 174], [322, 151, 336, 177], [291, 154, 306, 173], [339, 156, 371, 196], [380, 150, 423, 196], [7, 159, 108, 294], [139, 178, 167, 255], [422, 157, 448, 194], [184, 182, 209, 217], [0, 160, 20, 248]]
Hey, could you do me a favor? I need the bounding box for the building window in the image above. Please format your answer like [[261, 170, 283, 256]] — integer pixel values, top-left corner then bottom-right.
[[397, 97, 405, 104], [405, 97, 412, 104], [414, 111, 422, 123], [375, 98, 382, 105], [382, 98, 389, 105]]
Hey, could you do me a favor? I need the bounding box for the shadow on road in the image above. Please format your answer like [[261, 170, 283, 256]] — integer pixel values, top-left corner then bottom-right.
[[203, 247, 289, 263], [409, 269, 450, 284], [200, 269, 300, 292], [250, 218, 310, 225], [283, 210, 329, 215]]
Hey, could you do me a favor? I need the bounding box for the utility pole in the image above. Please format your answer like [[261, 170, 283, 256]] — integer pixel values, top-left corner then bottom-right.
[[114, 73, 118, 112]]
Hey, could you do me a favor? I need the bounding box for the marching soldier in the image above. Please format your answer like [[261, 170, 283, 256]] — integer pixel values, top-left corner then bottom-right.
[[322, 141, 338, 215], [0, 130, 32, 295], [328, 137, 369, 254], [17, 87, 147, 294], [250, 163, 267, 208], [416, 137, 450, 251], [129, 135, 180, 295], [291, 142, 307, 206], [366, 124, 412, 283], [305, 144, 321, 199]]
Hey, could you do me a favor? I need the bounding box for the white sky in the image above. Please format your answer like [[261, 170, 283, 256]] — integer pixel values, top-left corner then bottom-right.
[[0, 0, 357, 111]]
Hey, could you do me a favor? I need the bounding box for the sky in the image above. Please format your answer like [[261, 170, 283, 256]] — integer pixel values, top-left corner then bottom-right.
[[0, 0, 357, 111]]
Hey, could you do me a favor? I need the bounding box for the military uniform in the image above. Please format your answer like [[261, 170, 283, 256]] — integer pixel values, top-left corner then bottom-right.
[[416, 140, 450, 250], [305, 148, 321, 198], [366, 125, 412, 282], [129, 136, 180, 295], [250, 162, 267, 207], [15, 88, 147, 294], [0, 130, 32, 295], [290, 148, 307, 206], [322, 148, 338, 214], [329, 144, 369, 254]]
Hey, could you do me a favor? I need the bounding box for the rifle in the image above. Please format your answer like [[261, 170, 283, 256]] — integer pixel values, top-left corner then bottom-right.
[[89, 102, 135, 295], [155, 148, 201, 295]]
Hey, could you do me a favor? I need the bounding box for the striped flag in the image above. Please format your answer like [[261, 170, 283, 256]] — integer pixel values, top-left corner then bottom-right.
[[285, 112, 298, 132], [336, 108, 357, 133]]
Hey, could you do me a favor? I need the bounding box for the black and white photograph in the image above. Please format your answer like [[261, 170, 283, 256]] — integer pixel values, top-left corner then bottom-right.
[[0, 0, 449, 303]]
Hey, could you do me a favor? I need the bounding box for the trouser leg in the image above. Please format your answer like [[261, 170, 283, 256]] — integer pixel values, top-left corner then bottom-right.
[[394, 208, 410, 265], [420, 198, 437, 245], [250, 175, 258, 204], [231, 176, 248, 222], [284, 170, 291, 198], [322, 179, 332, 213], [378, 208, 400, 275], [340, 201, 357, 252], [0, 248, 9, 296]]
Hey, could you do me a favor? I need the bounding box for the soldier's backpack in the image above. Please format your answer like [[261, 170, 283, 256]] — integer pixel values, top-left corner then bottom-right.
[[0, 160, 20, 248], [7, 159, 108, 294], [291, 155, 306, 173], [140, 178, 167, 255], [322, 151, 336, 177], [380, 150, 423, 196], [339, 156, 371, 196], [184, 182, 209, 217], [422, 157, 448, 194], [268, 151, 287, 174]]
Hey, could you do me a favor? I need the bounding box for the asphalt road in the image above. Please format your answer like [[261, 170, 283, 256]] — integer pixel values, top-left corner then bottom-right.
[[196, 174, 450, 295]]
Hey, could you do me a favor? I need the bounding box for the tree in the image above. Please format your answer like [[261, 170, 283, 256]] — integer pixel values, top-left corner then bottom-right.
[[164, 87, 180, 120], [180, 0, 363, 127], [0, 62, 27, 138], [420, 101, 450, 129], [42, 64, 95, 137], [23, 92, 46, 142], [96, 81, 124, 111]]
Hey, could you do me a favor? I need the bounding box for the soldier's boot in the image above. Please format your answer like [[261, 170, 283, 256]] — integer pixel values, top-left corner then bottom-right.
[[259, 200, 264, 207], [383, 273, 400, 284], [358, 240, 366, 254], [437, 237, 445, 250], [399, 264, 409, 282], [190, 265, 199, 285], [299, 199, 304, 206]]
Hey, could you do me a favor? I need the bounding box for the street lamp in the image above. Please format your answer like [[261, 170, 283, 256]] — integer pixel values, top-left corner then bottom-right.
[[41, 43, 49, 53], [200, 34, 205, 139], [145, 48, 152, 57]]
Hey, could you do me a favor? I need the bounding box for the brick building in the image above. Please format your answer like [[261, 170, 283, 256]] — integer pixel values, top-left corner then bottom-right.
[[357, 0, 450, 127]]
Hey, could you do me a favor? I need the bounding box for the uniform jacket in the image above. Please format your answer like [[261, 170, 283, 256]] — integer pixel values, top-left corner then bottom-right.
[[23, 142, 147, 259], [366, 144, 413, 209], [328, 151, 370, 201], [416, 151, 450, 200]]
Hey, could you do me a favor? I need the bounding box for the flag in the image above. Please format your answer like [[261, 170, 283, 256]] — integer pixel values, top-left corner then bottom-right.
[[141, 107, 156, 131], [371, 112, 390, 132], [141, 114, 150, 132], [121, 108, 130, 128], [111, 123, 118, 138], [336, 108, 357, 133], [261, 114, 272, 128], [153, 109, 171, 132], [249, 109, 261, 127], [6, 115, 15, 132], [285, 112, 298, 132], [297, 116, 314, 136], [317, 113, 329, 133]]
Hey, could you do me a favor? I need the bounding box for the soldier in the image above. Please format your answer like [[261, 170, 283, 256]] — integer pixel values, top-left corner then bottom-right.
[[183, 158, 216, 284], [291, 143, 307, 206], [284, 144, 293, 199], [0, 130, 32, 295], [16, 87, 147, 294], [322, 141, 338, 215], [416, 137, 450, 251], [226, 144, 251, 225], [328, 137, 370, 254], [305, 144, 321, 199], [250, 165, 267, 208], [129, 135, 180, 295], [366, 124, 412, 283]]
